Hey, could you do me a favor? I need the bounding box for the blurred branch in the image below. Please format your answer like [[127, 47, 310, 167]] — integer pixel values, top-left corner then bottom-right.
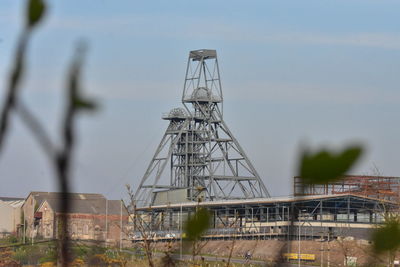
[[0, 0, 46, 153], [56, 41, 95, 266], [16, 100, 56, 160], [0, 31, 29, 152], [1, 5, 94, 264]]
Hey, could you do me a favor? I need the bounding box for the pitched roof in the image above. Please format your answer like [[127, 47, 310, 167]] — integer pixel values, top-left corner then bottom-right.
[[29, 192, 105, 201], [0, 197, 24, 201], [41, 198, 127, 216], [0, 197, 24, 208], [25, 191, 105, 209]]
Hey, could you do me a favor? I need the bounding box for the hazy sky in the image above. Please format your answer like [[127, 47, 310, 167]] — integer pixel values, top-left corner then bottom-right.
[[0, 0, 399, 200]]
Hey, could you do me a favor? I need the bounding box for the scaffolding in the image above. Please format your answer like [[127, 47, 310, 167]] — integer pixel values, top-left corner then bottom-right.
[[294, 175, 400, 202], [134, 50, 269, 207]]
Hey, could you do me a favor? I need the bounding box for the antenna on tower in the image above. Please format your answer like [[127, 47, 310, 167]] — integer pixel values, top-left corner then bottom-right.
[[134, 49, 270, 207]]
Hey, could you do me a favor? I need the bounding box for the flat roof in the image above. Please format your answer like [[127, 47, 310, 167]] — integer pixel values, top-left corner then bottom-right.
[[136, 193, 394, 211], [189, 49, 217, 61]]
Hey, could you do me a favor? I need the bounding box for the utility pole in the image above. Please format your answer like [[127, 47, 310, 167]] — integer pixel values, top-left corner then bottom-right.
[[23, 211, 25, 244], [298, 221, 301, 267], [120, 199, 123, 251], [31, 222, 34, 245], [320, 201, 323, 267], [180, 204, 183, 260], [320, 231, 324, 267], [105, 199, 108, 243], [327, 230, 330, 267]]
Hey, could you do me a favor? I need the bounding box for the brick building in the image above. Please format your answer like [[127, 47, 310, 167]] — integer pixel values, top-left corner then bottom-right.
[[22, 192, 128, 242]]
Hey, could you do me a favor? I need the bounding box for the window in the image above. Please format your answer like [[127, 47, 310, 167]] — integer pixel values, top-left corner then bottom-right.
[[83, 224, 89, 235], [72, 224, 77, 234]]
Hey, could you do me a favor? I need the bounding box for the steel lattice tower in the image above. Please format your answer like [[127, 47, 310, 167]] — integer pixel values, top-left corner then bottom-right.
[[135, 49, 270, 207]]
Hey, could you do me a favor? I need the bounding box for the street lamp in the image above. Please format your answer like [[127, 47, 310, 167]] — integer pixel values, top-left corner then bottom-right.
[[180, 204, 183, 260], [298, 219, 301, 267], [298, 209, 307, 267]]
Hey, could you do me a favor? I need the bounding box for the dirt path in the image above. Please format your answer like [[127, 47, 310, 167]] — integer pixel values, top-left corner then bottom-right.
[[144, 238, 382, 266]]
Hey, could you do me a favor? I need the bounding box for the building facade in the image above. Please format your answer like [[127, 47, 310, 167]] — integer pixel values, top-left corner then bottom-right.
[[134, 194, 396, 241], [37, 198, 128, 242], [22, 192, 128, 242], [0, 197, 24, 237]]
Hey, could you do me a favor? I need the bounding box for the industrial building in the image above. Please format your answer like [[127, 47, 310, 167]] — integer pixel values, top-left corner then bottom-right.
[[0, 197, 24, 237], [133, 193, 395, 241], [131, 49, 399, 242]]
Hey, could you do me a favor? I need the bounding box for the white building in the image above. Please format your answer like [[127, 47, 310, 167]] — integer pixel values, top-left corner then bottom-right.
[[0, 197, 24, 237]]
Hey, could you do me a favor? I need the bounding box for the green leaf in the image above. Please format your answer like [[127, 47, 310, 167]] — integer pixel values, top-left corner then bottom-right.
[[26, 0, 46, 28], [299, 145, 363, 184], [372, 221, 400, 253], [73, 97, 97, 111], [184, 208, 210, 241]]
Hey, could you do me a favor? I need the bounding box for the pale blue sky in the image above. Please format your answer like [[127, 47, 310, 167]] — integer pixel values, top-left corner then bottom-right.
[[0, 0, 399, 199]]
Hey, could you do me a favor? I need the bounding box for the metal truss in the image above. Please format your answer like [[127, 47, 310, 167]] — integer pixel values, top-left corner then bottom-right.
[[294, 175, 400, 202], [132, 194, 395, 240], [134, 49, 270, 207]]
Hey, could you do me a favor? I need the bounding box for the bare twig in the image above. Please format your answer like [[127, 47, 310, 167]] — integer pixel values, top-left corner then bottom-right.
[[225, 214, 240, 267], [125, 184, 156, 267]]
